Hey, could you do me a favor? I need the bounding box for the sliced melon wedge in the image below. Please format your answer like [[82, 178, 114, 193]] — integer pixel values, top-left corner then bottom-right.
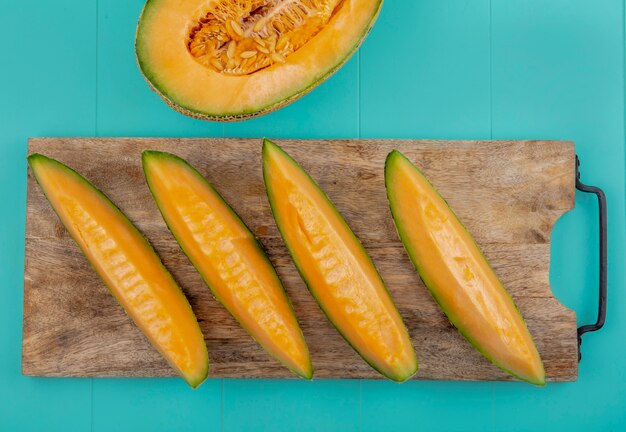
[[28, 154, 209, 388], [135, 0, 383, 120], [385, 150, 545, 386], [262, 139, 417, 382], [142, 151, 312, 379]]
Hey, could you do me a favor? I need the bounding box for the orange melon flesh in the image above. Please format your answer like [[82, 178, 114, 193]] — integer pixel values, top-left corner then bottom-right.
[[135, 0, 383, 119], [28, 154, 209, 388], [385, 150, 545, 385], [142, 151, 312, 379], [263, 140, 417, 382]]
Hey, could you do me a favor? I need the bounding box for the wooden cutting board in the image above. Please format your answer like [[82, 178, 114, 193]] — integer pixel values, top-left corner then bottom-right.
[[23, 138, 578, 381]]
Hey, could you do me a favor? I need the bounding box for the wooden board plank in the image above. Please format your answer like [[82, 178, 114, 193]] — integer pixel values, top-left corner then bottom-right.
[[23, 138, 578, 381]]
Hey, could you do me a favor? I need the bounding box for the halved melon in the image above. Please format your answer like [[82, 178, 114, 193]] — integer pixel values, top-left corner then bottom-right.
[[262, 139, 417, 382], [135, 0, 383, 120], [28, 154, 209, 388], [142, 151, 312, 378], [385, 150, 545, 386]]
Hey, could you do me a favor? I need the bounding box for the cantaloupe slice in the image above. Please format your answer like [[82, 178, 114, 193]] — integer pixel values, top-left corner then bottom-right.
[[28, 154, 209, 388], [135, 0, 383, 120], [142, 151, 312, 379], [385, 150, 545, 386], [262, 139, 417, 382]]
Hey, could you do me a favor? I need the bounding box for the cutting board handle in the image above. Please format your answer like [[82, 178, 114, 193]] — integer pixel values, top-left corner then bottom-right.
[[575, 155, 608, 362]]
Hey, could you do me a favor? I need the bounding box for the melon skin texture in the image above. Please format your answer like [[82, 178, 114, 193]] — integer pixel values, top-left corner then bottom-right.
[[28, 154, 209, 388], [385, 150, 546, 386], [135, 0, 383, 121], [263, 139, 418, 382], [142, 151, 313, 379]]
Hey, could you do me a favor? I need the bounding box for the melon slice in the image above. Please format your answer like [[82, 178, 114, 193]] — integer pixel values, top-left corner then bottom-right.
[[28, 154, 209, 388], [385, 150, 545, 386], [262, 139, 417, 382], [142, 151, 312, 378], [135, 0, 383, 120]]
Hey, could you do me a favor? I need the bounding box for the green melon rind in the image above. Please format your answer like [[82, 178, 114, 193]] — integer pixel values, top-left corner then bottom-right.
[[134, 0, 384, 121], [27, 153, 209, 389], [384, 149, 545, 386], [262, 139, 418, 382], [142, 150, 313, 379]]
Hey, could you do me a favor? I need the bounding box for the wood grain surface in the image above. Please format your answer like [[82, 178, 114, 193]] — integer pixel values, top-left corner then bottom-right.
[[23, 138, 578, 381]]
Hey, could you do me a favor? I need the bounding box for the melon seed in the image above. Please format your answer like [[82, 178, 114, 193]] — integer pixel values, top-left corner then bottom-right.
[[227, 41, 237, 59], [275, 35, 288, 51], [210, 58, 224, 71], [253, 18, 266, 33], [240, 50, 258, 59], [270, 52, 286, 63], [230, 20, 244, 37]]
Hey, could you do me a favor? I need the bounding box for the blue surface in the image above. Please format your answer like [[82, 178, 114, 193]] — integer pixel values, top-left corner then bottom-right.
[[1, 0, 624, 430]]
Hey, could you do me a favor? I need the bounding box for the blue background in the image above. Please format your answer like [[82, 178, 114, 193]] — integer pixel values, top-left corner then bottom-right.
[[1, 0, 625, 430]]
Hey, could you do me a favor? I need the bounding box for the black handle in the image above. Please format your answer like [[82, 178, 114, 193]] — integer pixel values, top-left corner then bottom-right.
[[575, 156, 608, 362]]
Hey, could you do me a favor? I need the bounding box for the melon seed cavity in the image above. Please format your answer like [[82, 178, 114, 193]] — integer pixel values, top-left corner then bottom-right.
[[187, 0, 344, 76]]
